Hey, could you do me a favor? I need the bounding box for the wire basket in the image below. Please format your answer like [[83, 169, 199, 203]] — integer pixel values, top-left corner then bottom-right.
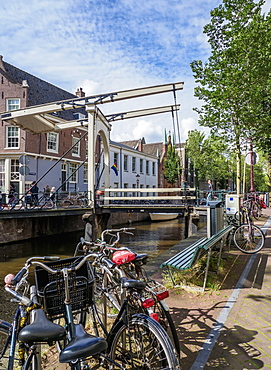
[[35, 256, 94, 319]]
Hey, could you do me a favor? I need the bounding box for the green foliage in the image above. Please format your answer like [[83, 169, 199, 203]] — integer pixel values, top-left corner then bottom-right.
[[163, 144, 182, 186], [190, 0, 271, 192], [185, 130, 231, 185]]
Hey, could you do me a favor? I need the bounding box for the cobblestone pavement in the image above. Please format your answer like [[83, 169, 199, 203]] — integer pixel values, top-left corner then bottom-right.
[[153, 208, 271, 370]]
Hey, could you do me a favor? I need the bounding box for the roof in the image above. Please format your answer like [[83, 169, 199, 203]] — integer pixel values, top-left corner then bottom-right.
[[1, 58, 83, 122]]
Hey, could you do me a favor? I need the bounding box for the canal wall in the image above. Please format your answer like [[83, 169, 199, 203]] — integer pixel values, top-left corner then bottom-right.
[[0, 211, 150, 245], [0, 213, 85, 244]]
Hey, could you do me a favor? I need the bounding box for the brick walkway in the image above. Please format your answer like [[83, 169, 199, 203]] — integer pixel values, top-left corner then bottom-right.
[[205, 209, 271, 369], [153, 208, 271, 370]]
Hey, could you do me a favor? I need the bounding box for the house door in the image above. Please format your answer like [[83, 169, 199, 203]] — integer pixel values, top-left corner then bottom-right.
[[61, 163, 67, 191]]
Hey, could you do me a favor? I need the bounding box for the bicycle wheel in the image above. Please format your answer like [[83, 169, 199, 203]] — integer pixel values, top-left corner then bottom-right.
[[0, 323, 11, 369], [154, 301, 180, 357], [233, 224, 265, 253], [9, 198, 24, 211], [251, 202, 261, 219], [108, 314, 180, 370]]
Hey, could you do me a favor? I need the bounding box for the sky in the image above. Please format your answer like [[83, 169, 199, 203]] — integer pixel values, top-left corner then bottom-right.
[[1, 0, 270, 144]]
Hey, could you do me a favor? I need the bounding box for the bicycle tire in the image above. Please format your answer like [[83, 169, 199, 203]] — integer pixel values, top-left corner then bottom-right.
[[233, 224, 265, 254], [251, 203, 261, 219], [43, 200, 54, 209], [9, 198, 24, 211], [107, 314, 180, 370], [122, 266, 180, 356], [59, 199, 72, 208], [155, 300, 180, 356], [0, 323, 11, 369]]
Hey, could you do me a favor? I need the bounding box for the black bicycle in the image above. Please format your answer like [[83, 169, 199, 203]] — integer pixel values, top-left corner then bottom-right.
[[74, 228, 181, 357], [7, 253, 180, 370]]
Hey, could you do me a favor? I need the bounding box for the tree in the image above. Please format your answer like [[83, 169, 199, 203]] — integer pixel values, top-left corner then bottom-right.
[[191, 0, 271, 193], [185, 130, 233, 187], [163, 144, 182, 186]]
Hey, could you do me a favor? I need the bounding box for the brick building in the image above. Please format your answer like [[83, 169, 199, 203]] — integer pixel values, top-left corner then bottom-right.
[[0, 56, 159, 200]]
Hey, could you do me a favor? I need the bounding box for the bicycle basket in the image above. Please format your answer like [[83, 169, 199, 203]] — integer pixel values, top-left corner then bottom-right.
[[34, 257, 94, 319]]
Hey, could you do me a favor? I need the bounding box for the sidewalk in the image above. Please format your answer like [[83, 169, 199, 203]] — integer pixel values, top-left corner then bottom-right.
[[153, 208, 271, 370]]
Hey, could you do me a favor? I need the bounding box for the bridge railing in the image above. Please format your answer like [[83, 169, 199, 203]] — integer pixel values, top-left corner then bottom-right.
[[98, 187, 197, 206]]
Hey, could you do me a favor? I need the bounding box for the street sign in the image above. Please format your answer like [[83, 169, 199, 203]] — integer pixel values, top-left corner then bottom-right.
[[19, 155, 30, 165], [245, 152, 258, 165], [19, 166, 30, 176]]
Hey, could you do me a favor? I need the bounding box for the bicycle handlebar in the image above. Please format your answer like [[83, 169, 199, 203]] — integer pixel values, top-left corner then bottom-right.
[[11, 256, 60, 285]]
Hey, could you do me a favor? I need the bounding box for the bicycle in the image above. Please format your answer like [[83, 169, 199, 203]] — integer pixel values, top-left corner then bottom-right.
[[58, 192, 87, 208], [0, 192, 24, 211], [10, 253, 180, 369], [0, 256, 66, 370], [26, 193, 54, 210], [74, 228, 181, 357], [227, 206, 265, 254]]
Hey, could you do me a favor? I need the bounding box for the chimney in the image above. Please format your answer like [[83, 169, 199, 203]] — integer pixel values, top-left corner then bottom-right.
[[76, 87, 85, 98], [0, 55, 6, 71]]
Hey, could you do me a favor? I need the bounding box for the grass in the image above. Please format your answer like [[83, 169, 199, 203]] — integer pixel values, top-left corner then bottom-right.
[[162, 253, 235, 293]]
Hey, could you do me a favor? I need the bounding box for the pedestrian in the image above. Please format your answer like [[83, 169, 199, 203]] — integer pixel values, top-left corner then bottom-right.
[[30, 181, 39, 205], [44, 185, 51, 197], [50, 187, 56, 206], [8, 184, 16, 204], [206, 179, 213, 206]]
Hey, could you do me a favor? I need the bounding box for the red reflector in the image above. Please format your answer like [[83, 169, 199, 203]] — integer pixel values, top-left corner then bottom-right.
[[142, 298, 155, 308], [156, 290, 169, 301], [150, 313, 159, 322]]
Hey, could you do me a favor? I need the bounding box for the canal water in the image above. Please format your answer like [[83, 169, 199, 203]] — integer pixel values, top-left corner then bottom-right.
[[0, 218, 187, 280]]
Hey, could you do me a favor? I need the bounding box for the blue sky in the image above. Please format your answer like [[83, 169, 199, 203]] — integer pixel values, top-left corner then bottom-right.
[[1, 0, 270, 143]]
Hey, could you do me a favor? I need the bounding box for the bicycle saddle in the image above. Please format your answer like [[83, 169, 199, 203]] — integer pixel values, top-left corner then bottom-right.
[[59, 323, 108, 363], [120, 277, 146, 290], [18, 309, 66, 343], [133, 253, 148, 265]]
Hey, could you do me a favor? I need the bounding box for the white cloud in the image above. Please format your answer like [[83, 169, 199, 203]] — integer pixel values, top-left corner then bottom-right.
[[0, 0, 225, 143]]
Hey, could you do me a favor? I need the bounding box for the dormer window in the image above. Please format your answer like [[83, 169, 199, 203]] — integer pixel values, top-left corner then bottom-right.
[[73, 113, 86, 120]]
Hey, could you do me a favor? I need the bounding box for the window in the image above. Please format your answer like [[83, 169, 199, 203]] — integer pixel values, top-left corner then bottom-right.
[[11, 159, 19, 182], [6, 98, 20, 111], [124, 155, 128, 171], [146, 161, 149, 175], [124, 183, 128, 196], [47, 132, 59, 153], [140, 159, 143, 173], [6, 126, 19, 148], [113, 153, 118, 166], [132, 183, 136, 197], [73, 112, 86, 120], [84, 164, 88, 183], [132, 157, 136, 172], [72, 137, 80, 157], [69, 163, 78, 183], [113, 182, 119, 197], [0, 160, 5, 192], [152, 162, 156, 176]]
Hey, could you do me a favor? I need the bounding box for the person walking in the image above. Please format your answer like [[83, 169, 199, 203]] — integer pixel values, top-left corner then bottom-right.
[[30, 181, 39, 205], [206, 179, 213, 206]]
